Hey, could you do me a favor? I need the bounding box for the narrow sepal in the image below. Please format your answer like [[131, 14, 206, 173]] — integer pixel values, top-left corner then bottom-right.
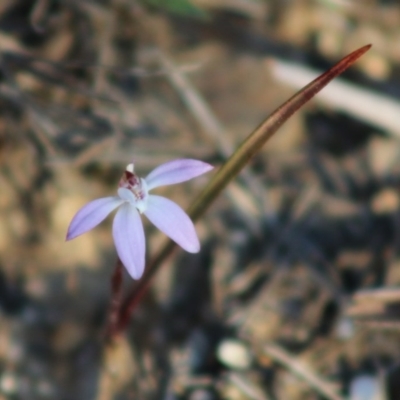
[[145, 159, 213, 191], [144, 195, 200, 253], [113, 204, 146, 279], [66, 197, 124, 240]]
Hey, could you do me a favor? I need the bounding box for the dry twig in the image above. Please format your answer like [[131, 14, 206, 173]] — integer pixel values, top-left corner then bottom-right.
[[262, 342, 345, 400]]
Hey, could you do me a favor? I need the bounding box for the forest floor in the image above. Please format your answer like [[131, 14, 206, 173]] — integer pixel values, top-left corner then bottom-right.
[[0, 1, 399, 399]]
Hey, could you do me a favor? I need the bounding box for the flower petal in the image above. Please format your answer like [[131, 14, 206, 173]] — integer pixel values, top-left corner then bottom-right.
[[118, 187, 136, 204], [145, 159, 213, 190], [66, 197, 124, 240], [113, 203, 146, 279], [144, 195, 200, 253]]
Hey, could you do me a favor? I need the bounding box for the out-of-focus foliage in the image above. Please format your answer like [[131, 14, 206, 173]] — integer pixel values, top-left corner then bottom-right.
[[141, 0, 207, 17]]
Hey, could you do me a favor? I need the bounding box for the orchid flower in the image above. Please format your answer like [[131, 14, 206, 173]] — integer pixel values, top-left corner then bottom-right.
[[66, 159, 213, 279]]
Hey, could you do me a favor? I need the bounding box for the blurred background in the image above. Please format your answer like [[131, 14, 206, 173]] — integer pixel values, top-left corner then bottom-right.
[[0, 0, 399, 399]]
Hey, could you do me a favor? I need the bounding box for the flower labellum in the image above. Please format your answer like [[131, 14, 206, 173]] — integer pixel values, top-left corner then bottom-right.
[[66, 159, 213, 279]]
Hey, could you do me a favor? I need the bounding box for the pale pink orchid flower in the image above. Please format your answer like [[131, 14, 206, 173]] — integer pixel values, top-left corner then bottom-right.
[[66, 159, 213, 279]]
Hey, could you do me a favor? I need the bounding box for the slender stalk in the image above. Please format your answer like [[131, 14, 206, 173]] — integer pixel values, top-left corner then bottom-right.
[[113, 44, 371, 335], [105, 259, 123, 339]]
